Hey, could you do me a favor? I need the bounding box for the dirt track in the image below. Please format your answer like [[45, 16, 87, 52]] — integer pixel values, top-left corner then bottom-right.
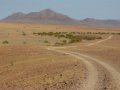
[[47, 35, 120, 90], [87, 35, 113, 46]]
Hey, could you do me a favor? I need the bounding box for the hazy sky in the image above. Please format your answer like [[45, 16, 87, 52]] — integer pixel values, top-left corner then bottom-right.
[[0, 0, 120, 20]]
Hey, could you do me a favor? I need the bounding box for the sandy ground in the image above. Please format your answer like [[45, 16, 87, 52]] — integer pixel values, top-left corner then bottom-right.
[[0, 45, 85, 90], [51, 35, 120, 90], [0, 22, 120, 90]]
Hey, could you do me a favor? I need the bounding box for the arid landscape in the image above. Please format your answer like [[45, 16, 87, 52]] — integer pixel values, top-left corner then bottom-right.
[[0, 21, 120, 90], [0, 0, 120, 89]]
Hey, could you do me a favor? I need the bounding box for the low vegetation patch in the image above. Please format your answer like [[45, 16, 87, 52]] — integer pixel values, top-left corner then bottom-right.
[[22, 31, 26, 36], [33, 32, 103, 46], [23, 41, 27, 44], [44, 40, 49, 43], [2, 40, 9, 44]]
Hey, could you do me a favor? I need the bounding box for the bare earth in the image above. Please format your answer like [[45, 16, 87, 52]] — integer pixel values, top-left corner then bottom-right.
[[48, 35, 120, 90], [49, 35, 120, 90], [0, 22, 120, 90]]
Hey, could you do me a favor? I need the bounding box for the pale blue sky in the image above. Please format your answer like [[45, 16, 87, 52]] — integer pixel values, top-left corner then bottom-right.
[[0, 0, 120, 20]]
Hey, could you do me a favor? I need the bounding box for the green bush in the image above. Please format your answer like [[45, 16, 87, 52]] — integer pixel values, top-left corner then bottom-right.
[[23, 41, 27, 44], [62, 40, 67, 44], [3, 40, 9, 44], [44, 41, 49, 43], [96, 36, 102, 39]]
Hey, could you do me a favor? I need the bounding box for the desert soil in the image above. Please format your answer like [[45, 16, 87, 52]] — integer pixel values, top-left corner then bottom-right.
[[0, 22, 120, 90], [49, 35, 120, 90]]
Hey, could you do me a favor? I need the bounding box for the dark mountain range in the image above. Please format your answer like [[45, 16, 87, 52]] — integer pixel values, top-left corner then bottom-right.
[[1, 9, 120, 28], [81, 18, 120, 28], [2, 9, 78, 24]]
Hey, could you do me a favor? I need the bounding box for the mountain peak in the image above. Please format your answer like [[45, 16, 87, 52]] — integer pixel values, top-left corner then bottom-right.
[[39, 9, 58, 15], [41, 9, 54, 12], [2, 9, 120, 27], [83, 18, 97, 22], [2, 9, 76, 24], [9, 12, 25, 17]]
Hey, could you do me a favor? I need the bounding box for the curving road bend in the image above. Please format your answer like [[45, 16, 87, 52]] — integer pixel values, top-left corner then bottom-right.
[[87, 35, 113, 46], [47, 48, 98, 90], [47, 35, 120, 90]]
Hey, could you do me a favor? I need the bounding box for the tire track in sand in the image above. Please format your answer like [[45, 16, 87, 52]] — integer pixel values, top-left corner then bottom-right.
[[72, 52, 120, 90], [87, 35, 113, 46], [47, 35, 120, 90], [47, 48, 98, 90]]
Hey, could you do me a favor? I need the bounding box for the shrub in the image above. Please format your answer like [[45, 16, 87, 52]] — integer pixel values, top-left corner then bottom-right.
[[22, 32, 26, 36], [118, 33, 120, 35], [96, 36, 102, 39], [62, 40, 67, 44], [33, 32, 37, 35], [55, 42, 63, 46], [10, 62, 14, 66], [3, 40, 9, 44], [23, 41, 27, 44], [44, 41, 49, 43], [83, 36, 96, 40]]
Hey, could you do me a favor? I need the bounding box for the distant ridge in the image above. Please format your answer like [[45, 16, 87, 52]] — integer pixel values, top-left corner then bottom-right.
[[1, 9, 120, 28], [2, 9, 78, 24], [81, 18, 120, 28]]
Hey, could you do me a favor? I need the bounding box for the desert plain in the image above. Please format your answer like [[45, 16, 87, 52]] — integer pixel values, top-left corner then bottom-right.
[[0, 22, 120, 90]]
